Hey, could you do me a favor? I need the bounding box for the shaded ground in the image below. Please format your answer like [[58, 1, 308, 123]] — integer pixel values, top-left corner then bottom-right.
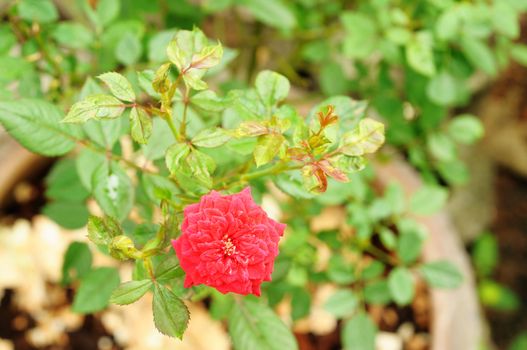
[[489, 167, 527, 349]]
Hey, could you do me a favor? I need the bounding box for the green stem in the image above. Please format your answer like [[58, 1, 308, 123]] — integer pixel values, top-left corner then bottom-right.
[[165, 116, 180, 141]]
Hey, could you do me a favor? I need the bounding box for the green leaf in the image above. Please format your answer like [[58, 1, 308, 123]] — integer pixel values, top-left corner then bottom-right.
[[64, 94, 125, 123], [187, 149, 216, 188], [460, 36, 496, 76], [511, 44, 527, 66], [45, 159, 89, 202], [491, 1, 519, 39], [291, 288, 311, 320], [341, 312, 377, 350], [152, 284, 189, 339], [229, 298, 298, 350], [406, 31, 436, 77], [340, 118, 385, 156], [364, 280, 392, 304], [479, 280, 520, 311], [87, 215, 123, 245], [397, 231, 423, 265], [435, 8, 461, 41], [447, 114, 484, 144], [18, 0, 58, 23], [319, 62, 349, 96], [341, 12, 377, 59], [324, 290, 358, 318], [426, 71, 458, 106], [0, 99, 81, 156], [388, 267, 415, 306], [166, 28, 209, 71], [427, 132, 456, 162], [52, 22, 94, 49], [190, 90, 226, 112], [72, 267, 120, 314], [154, 255, 182, 283], [472, 232, 498, 276], [98, 72, 136, 102], [116, 32, 142, 66], [76, 148, 106, 191], [165, 143, 192, 174], [0, 26, 17, 54], [130, 107, 152, 144], [92, 163, 134, 221], [61, 242, 92, 285], [420, 261, 463, 288], [192, 127, 232, 148], [240, 0, 297, 30], [110, 280, 152, 305], [43, 202, 89, 230], [509, 332, 527, 350], [410, 185, 448, 215], [148, 29, 178, 62], [255, 70, 290, 108], [95, 0, 120, 27], [253, 133, 285, 167]]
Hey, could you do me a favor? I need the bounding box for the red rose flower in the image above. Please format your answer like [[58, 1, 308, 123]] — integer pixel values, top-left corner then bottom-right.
[[172, 187, 286, 296]]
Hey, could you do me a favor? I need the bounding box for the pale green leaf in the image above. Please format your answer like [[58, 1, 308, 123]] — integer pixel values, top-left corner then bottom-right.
[[116, 32, 142, 66], [192, 127, 232, 148], [52, 22, 94, 49], [324, 290, 358, 318], [229, 298, 298, 350], [130, 107, 152, 144], [165, 143, 191, 174], [388, 267, 415, 306], [87, 215, 123, 245], [460, 36, 496, 76], [420, 261, 463, 288], [98, 72, 136, 102], [255, 70, 290, 108], [340, 118, 385, 156], [253, 133, 285, 167], [240, 0, 297, 30], [448, 114, 484, 144], [410, 185, 448, 215], [92, 163, 134, 221], [18, 0, 58, 23], [341, 312, 377, 350], [406, 31, 436, 76], [64, 94, 125, 123]]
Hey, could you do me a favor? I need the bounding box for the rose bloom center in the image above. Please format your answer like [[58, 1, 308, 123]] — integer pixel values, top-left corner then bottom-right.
[[222, 235, 236, 256]]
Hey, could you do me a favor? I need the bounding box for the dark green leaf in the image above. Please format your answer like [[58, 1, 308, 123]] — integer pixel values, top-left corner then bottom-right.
[[110, 280, 152, 305], [152, 284, 190, 339], [0, 99, 81, 156], [61, 242, 92, 285], [43, 202, 89, 230]]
